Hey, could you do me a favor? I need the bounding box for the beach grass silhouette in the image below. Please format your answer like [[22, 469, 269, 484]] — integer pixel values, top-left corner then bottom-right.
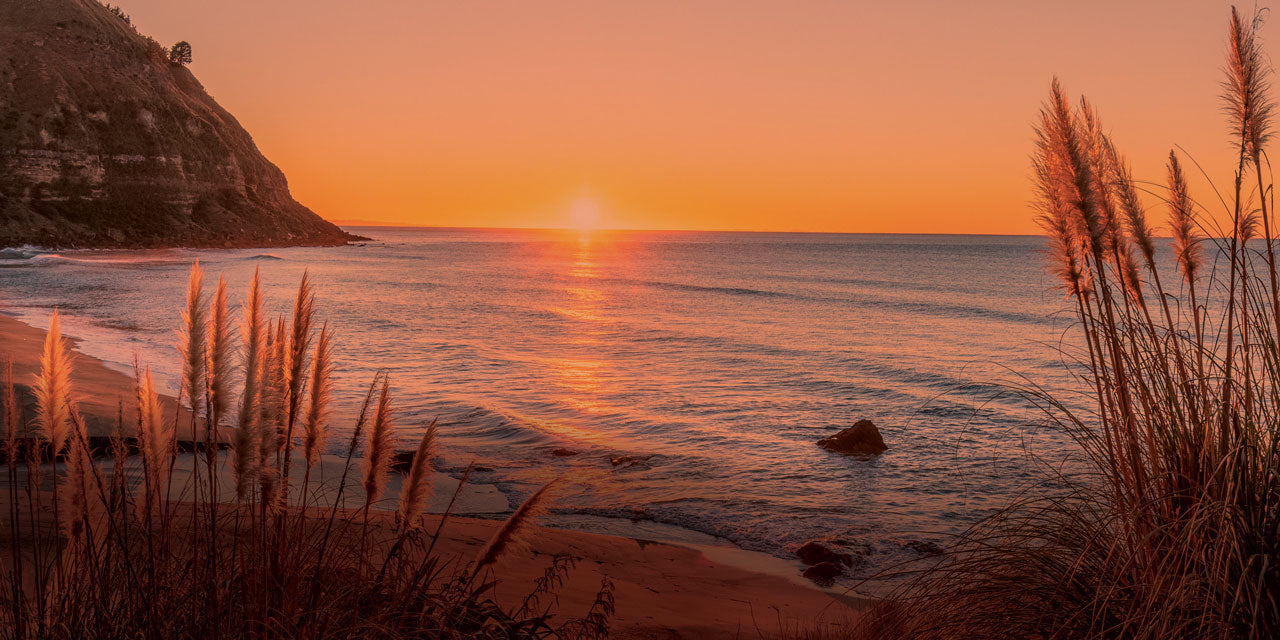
[[0, 266, 607, 639], [851, 7, 1280, 639]]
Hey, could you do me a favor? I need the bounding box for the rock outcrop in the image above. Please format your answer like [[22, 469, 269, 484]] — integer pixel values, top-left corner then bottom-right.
[[796, 536, 871, 586], [0, 0, 359, 248], [796, 536, 871, 568], [904, 539, 944, 555], [817, 419, 888, 456], [610, 454, 654, 468]]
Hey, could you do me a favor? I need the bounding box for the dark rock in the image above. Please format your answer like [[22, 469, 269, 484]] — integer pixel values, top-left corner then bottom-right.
[[551, 448, 579, 457], [610, 454, 653, 467], [0, 0, 362, 249], [817, 419, 887, 456], [802, 561, 844, 587], [905, 540, 944, 555], [472, 466, 495, 473], [797, 537, 871, 567]]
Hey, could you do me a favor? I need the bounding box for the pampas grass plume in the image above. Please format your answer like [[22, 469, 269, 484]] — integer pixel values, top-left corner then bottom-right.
[[137, 366, 172, 496], [288, 271, 314, 413], [178, 261, 206, 419], [395, 419, 437, 529], [34, 310, 72, 454], [303, 323, 334, 470], [207, 275, 233, 426], [234, 268, 265, 500], [475, 479, 558, 570], [61, 413, 97, 542], [257, 318, 287, 508], [360, 377, 394, 507], [1166, 151, 1202, 283], [1225, 6, 1274, 161], [259, 318, 287, 463]]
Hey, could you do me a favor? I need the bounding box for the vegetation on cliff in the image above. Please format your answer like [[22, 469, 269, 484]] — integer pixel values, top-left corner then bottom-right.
[[0, 0, 358, 249]]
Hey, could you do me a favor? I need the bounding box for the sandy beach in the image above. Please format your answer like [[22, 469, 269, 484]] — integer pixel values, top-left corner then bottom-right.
[[0, 311, 861, 638], [1, 311, 171, 437]]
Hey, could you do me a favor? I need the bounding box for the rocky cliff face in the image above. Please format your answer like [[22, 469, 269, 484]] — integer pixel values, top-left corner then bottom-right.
[[0, 0, 358, 248]]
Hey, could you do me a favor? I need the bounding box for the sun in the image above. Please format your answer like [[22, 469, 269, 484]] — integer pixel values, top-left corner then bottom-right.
[[568, 194, 602, 232]]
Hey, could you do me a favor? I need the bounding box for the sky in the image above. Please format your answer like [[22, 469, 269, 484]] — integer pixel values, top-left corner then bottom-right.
[[113, 0, 1260, 234]]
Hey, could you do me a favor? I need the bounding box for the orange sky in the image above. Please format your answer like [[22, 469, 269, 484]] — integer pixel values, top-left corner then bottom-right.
[[115, 0, 1253, 233]]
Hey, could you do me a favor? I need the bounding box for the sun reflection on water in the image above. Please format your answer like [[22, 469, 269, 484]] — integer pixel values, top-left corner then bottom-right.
[[548, 233, 613, 422]]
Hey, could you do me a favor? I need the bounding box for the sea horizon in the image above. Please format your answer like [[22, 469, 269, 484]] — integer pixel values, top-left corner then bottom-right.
[[334, 223, 1050, 239]]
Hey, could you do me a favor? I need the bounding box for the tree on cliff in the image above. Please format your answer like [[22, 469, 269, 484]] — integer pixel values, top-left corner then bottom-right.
[[169, 41, 192, 66]]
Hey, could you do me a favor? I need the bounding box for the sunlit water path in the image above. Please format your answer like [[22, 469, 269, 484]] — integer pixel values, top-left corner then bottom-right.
[[0, 228, 1090, 582]]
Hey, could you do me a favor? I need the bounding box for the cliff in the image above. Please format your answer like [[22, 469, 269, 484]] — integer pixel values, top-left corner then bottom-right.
[[0, 0, 359, 248]]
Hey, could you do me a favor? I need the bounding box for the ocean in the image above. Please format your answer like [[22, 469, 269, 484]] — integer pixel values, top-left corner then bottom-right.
[[0, 227, 1087, 584]]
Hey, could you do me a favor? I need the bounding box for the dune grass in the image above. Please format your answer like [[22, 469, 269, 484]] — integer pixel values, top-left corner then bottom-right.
[[850, 6, 1280, 639], [0, 267, 611, 639]]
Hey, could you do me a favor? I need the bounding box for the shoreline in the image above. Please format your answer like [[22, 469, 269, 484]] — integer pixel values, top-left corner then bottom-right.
[[0, 308, 193, 438], [0, 311, 865, 637], [0, 302, 876, 593]]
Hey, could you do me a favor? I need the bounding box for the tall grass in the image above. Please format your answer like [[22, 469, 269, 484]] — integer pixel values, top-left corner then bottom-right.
[[0, 268, 608, 639], [858, 6, 1280, 639]]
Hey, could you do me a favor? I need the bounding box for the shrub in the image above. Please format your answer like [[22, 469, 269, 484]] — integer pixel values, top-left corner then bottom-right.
[[103, 3, 131, 27], [143, 37, 168, 64]]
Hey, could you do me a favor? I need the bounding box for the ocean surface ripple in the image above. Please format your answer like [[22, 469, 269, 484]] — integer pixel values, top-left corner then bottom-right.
[[0, 228, 1088, 580]]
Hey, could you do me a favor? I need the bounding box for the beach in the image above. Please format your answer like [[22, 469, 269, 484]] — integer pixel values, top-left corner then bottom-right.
[[0, 311, 861, 638]]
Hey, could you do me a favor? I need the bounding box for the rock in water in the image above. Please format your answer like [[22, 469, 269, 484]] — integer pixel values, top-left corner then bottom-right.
[[904, 539, 945, 555], [610, 454, 653, 467], [796, 537, 871, 567], [816, 419, 887, 456], [0, 0, 361, 248]]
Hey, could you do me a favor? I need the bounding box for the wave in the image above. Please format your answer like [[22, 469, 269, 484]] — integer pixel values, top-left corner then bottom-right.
[[583, 276, 1051, 325], [639, 280, 790, 299], [419, 404, 566, 449], [599, 276, 792, 299], [245, 254, 284, 261], [9, 252, 190, 267], [0, 245, 50, 260]]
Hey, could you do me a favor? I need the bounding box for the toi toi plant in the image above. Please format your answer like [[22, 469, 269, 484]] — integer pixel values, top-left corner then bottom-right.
[[0, 266, 611, 640], [856, 7, 1280, 640]]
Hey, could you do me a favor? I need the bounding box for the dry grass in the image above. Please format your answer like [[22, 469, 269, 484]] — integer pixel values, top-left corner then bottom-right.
[[0, 268, 609, 639], [852, 6, 1280, 639]]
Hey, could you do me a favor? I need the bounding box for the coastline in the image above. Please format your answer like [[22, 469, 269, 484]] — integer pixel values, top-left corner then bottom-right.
[[0, 311, 864, 637], [0, 309, 195, 438]]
